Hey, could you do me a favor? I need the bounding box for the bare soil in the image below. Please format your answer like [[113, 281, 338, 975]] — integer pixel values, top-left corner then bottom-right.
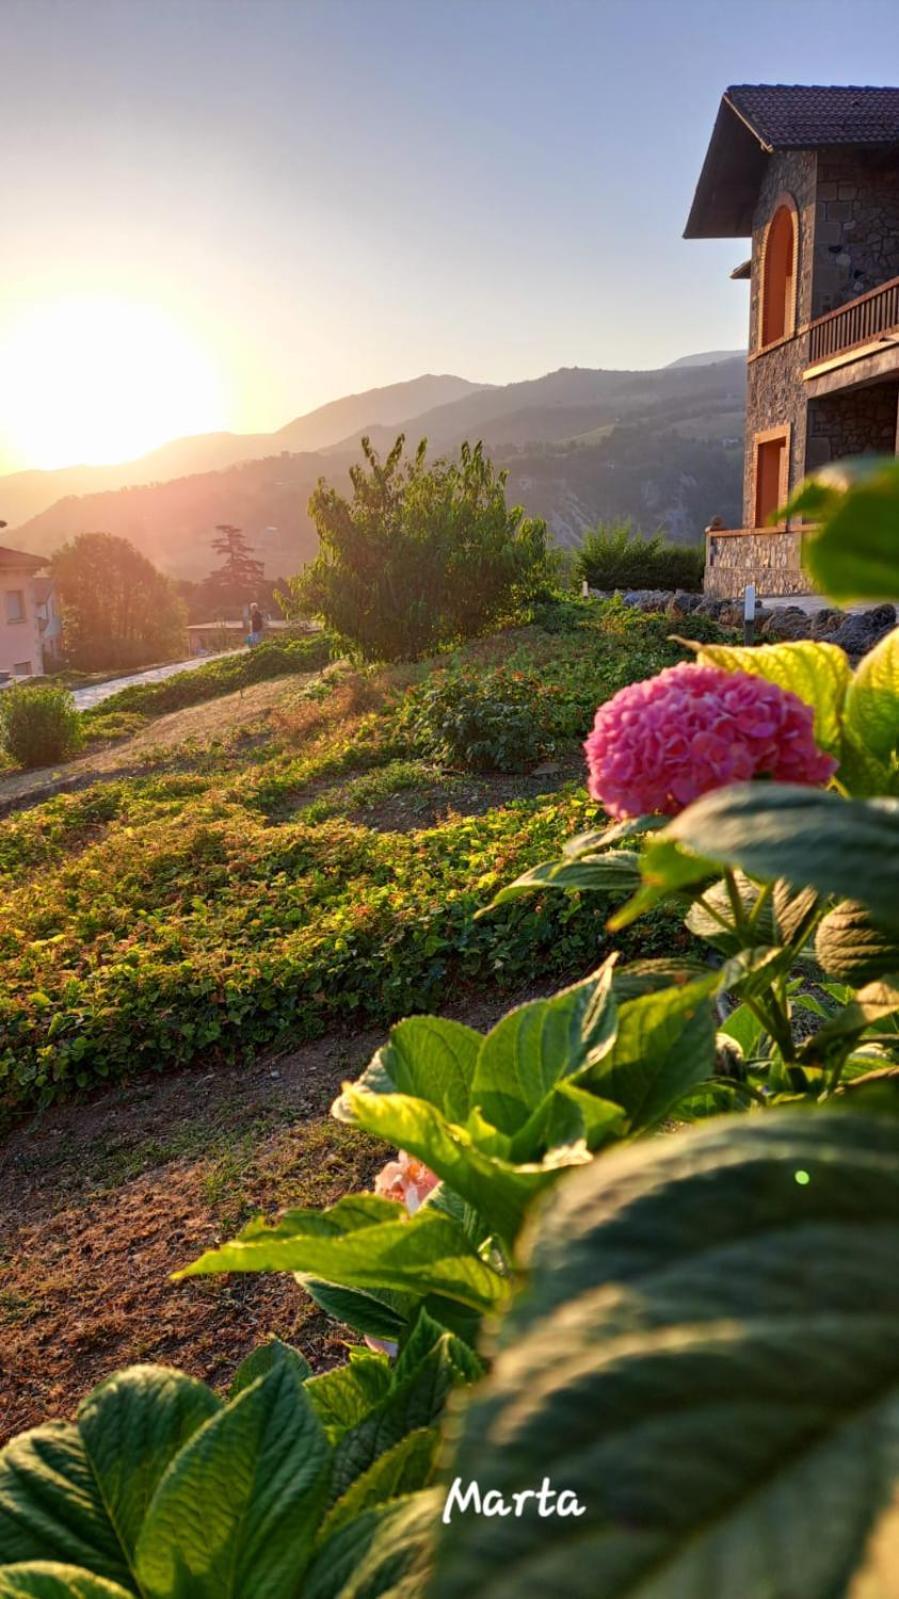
[[0, 991, 541, 1443]]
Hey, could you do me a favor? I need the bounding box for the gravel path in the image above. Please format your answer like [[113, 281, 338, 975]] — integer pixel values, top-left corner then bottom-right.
[[72, 650, 236, 710]]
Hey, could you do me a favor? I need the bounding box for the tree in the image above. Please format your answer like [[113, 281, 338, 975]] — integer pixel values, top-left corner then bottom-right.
[[281, 436, 550, 661], [50, 532, 187, 671], [207, 524, 265, 611]]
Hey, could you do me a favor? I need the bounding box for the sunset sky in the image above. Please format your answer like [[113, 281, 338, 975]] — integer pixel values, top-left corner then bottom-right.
[[3, 0, 899, 475]]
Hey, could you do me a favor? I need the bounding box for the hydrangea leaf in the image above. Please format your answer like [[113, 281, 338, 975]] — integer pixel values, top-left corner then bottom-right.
[[176, 1194, 507, 1313], [658, 784, 899, 930], [134, 1362, 331, 1598], [433, 1113, 899, 1599], [845, 626, 899, 761], [587, 976, 717, 1130], [785, 456, 899, 601], [0, 1568, 135, 1599], [470, 959, 618, 1136]]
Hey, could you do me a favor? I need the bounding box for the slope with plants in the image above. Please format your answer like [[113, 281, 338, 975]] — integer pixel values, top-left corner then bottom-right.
[[2, 461, 899, 1597]]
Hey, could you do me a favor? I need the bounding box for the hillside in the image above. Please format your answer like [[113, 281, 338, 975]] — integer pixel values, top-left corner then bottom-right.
[[0, 373, 485, 529], [9, 358, 746, 573]]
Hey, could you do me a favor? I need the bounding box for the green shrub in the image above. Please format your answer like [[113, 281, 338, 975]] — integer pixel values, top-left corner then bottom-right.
[[576, 520, 705, 592], [282, 436, 550, 662], [395, 668, 552, 772], [0, 681, 82, 768]]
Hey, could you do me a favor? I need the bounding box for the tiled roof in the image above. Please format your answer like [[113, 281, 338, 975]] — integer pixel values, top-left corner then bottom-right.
[[726, 84, 899, 150], [0, 544, 45, 571], [685, 82, 899, 237]]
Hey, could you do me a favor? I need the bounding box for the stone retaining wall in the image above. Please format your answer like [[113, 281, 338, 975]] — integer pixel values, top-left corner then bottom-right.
[[704, 530, 807, 599]]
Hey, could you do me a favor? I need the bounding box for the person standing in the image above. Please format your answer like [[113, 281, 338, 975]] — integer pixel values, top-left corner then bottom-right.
[[247, 603, 265, 646]]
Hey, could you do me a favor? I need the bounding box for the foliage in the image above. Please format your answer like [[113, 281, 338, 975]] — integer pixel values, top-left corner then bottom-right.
[[0, 682, 82, 769], [394, 666, 554, 773], [0, 1324, 455, 1597], [393, 601, 733, 774], [50, 533, 187, 672], [784, 453, 899, 601], [575, 520, 705, 593], [432, 1112, 899, 1599], [283, 436, 550, 661], [3, 491, 899, 1593], [80, 634, 333, 723], [206, 523, 265, 609]]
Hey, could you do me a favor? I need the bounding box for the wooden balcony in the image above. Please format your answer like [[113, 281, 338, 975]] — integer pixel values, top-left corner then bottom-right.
[[808, 275, 899, 366]]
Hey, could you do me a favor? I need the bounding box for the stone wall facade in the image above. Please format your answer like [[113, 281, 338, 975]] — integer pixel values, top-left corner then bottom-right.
[[705, 530, 806, 600], [806, 380, 899, 470], [811, 147, 899, 317], [743, 150, 816, 525]]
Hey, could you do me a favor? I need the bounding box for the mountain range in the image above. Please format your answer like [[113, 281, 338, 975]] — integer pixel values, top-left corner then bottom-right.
[[2, 352, 746, 580]]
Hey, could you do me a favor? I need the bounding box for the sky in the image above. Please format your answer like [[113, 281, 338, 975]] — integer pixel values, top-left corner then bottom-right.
[[3, 0, 899, 474]]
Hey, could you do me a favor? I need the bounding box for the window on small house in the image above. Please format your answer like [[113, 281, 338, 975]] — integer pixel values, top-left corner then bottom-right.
[[13, 661, 32, 677], [760, 204, 797, 347], [4, 590, 26, 623]]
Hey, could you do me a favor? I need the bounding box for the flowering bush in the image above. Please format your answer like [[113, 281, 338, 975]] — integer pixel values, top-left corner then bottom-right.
[[584, 661, 837, 818]]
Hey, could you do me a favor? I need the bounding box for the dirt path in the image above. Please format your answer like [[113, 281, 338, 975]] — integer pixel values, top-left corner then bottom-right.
[[0, 991, 537, 1443]]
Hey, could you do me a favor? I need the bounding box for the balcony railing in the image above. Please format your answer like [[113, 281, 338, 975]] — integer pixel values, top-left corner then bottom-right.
[[808, 274, 899, 365]]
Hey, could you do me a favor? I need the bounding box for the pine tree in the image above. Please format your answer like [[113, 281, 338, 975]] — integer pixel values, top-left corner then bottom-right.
[[209, 525, 265, 609]]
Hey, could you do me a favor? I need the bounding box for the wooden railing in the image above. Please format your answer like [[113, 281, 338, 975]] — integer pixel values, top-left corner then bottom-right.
[[808, 275, 899, 364]]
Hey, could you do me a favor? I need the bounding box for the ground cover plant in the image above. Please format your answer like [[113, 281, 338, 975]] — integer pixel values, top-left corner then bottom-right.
[[0, 602, 710, 1107], [4, 464, 898, 1599]]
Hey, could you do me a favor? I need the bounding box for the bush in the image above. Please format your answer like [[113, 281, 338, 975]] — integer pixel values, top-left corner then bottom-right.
[[576, 520, 705, 592], [0, 681, 82, 768], [395, 668, 552, 772], [83, 634, 334, 721], [282, 436, 550, 662]]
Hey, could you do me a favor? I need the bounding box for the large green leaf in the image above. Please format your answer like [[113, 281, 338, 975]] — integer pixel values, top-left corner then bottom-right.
[[0, 1568, 134, 1599], [328, 1331, 471, 1505], [134, 1361, 331, 1598], [304, 1490, 440, 1599], [319, 1429, 439, 1542], [304, 1351, 393, 1439], [77, 1367, 220, 1565], [469, 960, 617, 1136], [177, 1194, 508, 1313], [644, 785, 899, 931], [845, 626, 899, 761], [363, 1018, 481, 1121], [433, 1113, 899, 1599], [588, 977, 717, 1130], [334, 1087, 585, 1247], [486, 850, 641, 907], [688, 638, 850, 757], [229, 1337, 311, 1398], [0, 1368, 218, 1589], [784, 456, 899, 600]]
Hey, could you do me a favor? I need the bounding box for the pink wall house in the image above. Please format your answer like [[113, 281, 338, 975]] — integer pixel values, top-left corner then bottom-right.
[[0, 545, 50, 680]]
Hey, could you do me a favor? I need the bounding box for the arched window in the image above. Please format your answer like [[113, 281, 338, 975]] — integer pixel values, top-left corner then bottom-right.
[[760, 200, 797, 347]]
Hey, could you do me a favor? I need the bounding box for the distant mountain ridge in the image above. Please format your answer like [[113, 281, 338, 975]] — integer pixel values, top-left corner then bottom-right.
[[9, 356, 746, 577], [666, 349, 744, 369], [0, 373, 486, 529]]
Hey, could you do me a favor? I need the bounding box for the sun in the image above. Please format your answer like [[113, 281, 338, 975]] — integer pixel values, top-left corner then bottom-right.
[[0, 295, 228, 471]]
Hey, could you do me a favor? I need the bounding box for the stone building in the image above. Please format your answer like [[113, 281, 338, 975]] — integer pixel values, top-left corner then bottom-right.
[[686, 85, 899, 598]]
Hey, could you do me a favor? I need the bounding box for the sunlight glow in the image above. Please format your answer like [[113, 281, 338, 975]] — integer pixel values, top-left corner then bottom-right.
[[0, 295, 228, 470]]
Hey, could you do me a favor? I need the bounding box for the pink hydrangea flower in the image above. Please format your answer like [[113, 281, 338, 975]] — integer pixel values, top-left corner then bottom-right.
[[374, 1151, 439, 1214], [583, 662, 837, 819], [366, 1152, 439, 1356]]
